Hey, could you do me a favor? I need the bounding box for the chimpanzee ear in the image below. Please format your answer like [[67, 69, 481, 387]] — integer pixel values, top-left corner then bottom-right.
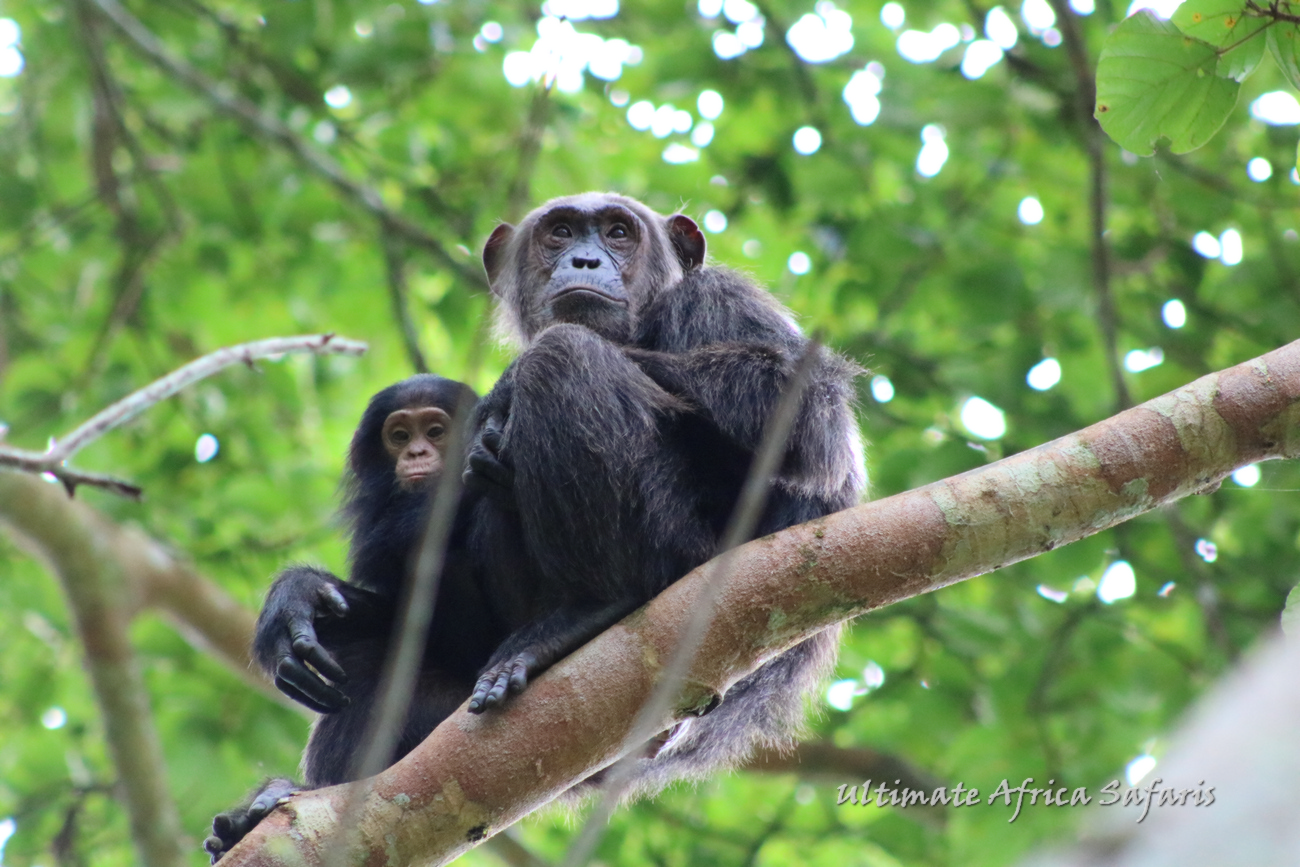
[[483, 223, 515, 292], [666, 215, 705, 271]]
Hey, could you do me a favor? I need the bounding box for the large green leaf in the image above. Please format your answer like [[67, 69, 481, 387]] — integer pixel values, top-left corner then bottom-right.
[[1171, 0, 1269, 80], [1095, 10, 1240, 154], [1267, 22, 1300, 90]]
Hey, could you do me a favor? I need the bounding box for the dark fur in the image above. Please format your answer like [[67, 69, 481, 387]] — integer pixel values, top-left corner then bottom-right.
[[466, 193, 865, 797], [205, 375, 498, 861]]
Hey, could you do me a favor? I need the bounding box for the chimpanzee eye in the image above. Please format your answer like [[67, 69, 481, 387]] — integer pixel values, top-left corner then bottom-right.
[[607, 223, 629, 239], [389, 429, 410, 444], [552, 224, 573, 238], [428, 425, 445, 439]]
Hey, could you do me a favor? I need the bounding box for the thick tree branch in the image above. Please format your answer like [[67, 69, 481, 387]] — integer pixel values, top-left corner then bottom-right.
[[0, 470, 289, 705], [0, 469, 187, 867], [0, 333, 366, 497], [221, 340, 1300, 866], [0, 471, 553, 867]]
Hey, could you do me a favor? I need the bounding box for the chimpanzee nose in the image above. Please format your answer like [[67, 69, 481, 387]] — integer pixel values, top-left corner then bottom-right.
[[572, 256, 601, 269]]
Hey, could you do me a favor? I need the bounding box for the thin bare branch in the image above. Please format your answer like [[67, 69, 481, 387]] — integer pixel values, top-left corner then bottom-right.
[[72, 0, 176, 381], [504, 87, 554, 222], [1048, 0, 1129, 411], [381, 232, 430, 374], [84, 0, 486, 290], [0, 333, 367, 497]]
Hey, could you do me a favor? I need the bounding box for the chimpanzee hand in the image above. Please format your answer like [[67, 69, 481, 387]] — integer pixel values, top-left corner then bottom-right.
[[621, 346, 692, 398], [465, 413, 514, 509], [204, 778, 300, 862], [252, 567, 355, 714], [468, 600, 641, 713]]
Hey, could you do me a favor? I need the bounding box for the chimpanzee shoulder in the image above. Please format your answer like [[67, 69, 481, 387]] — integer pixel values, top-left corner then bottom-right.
[[634, 265, 803, 354]]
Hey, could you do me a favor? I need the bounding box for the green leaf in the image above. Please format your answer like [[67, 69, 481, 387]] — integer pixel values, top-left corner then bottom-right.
[[1284, 582, 1300, 637], [1171, 0, 1268, 80], [1095, 10, 1240, 154], [1267, 23, 1300, 90]]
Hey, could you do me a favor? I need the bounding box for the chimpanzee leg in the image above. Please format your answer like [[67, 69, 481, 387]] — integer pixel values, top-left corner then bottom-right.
[[468, 324, 716, 711], [302, 663, 476, 786], [503, 323, 713, 600]]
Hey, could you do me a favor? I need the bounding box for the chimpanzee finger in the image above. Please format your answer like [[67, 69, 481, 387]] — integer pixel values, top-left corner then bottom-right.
[[317, 582, 349, 619], [467, 454, 515, 503], [481, 425, 504, 455], [274, 675, 346, 714], [210, 812, 250, 844], [465, 455, 519, 512], [206, 811, 253, 862], [507, 653, 534, 695], [203, 835, 228, 862], [483, 668, 514, 709], [275, 659, 349, 713], [205, 831, 241, 863], [289, 626, 348, 684], [467, 447, 514, 489], [247, 779, 300, 817], [468, 666, 510, 713], [467, 676, 492, 713]]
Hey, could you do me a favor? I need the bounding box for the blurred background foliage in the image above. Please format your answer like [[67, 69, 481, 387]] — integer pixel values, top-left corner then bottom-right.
[[1, 0, 1298, 864]]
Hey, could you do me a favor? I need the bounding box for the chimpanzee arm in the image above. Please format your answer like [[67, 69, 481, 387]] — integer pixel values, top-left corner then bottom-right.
[[467, 597, 643, 713], [625, 266, 834, 446], [627, 342, 862, 515], [252, 566, 393, 714], [622, 343, 795, 447]]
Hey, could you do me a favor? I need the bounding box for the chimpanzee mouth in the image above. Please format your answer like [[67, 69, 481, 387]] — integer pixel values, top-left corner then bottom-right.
[[400, 461, 439, 484], [552, 285, 627, 304]]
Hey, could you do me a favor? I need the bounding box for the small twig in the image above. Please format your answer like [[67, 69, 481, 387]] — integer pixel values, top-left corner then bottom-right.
[[0, 333, 367, 498], [1048, 0, 1128, 411], [1162, 510, 1235, 660], [753, 1, 821, 111], [504, 86, 554, 221], [380, 230, 430, 374], [72, 0, 177, 381], [563, 337, 825, 867], [75, 0, 181, 233], [164, 0, 324, 108], [84, 0, 486, 291]]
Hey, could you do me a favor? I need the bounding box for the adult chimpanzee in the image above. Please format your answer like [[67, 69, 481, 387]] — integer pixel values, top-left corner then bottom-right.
[[204, 374, 499, 861], [463, 192, 864, 796]]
